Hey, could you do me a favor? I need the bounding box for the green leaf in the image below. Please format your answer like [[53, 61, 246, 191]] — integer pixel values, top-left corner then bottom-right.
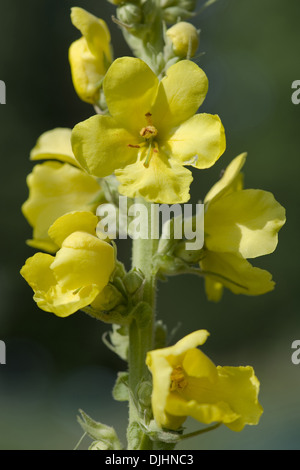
[[102, 325, 129, 361], [78, 410, 123, 450], [127, 422, 144, 450], [112, 372, 129, 402], [142, 419, 181, 444]]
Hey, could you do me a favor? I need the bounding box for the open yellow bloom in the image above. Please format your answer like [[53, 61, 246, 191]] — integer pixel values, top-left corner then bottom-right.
[[201, 154, 286, 301], [146, 330, 263, 431], [22, 128, 103, 253], [20, 212, 115, 317], [69, 7, 112, 104], [72, 57, 226, 204]]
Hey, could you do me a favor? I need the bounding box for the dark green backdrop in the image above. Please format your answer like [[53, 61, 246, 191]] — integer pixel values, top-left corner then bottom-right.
[[0, 0, 299, 449]]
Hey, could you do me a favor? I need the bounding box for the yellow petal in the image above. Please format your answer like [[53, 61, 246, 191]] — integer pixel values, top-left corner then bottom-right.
[[115, 152, 193, 204], [69, 8, 112, 104], [71, 7, 111, 61], [22, 162, 102, 252], [165, 393, 238, 427], [26, 238, 59, 254], [204, 153, 247, 204], [20, 253, 56, 293], [166, 330, 210, 359], [165, 113, 226, 169], [30, 128, 81, 168], [166, 364, 262, 430], [48, 211, 99, 247], [182, 348, 217, 381], [216, 366, 263, 431], [34, 284, 100, 318], [51, 232, 115, 291], [148, 352, 183, 430], [205, 189, 286, 258], [103, 57, 159, 134], [151, 60, 208, 137], [200, 251, 275, 296], [71, 115, 138, 177], [69, 38, 106, 104], [146, 330, 209, 371]]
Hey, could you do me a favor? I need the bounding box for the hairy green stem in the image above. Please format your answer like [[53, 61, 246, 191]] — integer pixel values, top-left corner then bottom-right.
[[127, 198, 158, 450]]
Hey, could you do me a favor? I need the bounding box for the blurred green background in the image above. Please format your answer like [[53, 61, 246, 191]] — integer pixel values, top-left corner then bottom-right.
[[0, 0, 299, 450]]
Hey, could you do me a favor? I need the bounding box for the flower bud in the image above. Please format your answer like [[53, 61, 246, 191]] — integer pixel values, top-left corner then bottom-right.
[[123, 268, 144, 295], [117, 3, 142, 25], [69, 8, 112, 104], [92, 284, 125, 311], [166, 22, 199, 57]]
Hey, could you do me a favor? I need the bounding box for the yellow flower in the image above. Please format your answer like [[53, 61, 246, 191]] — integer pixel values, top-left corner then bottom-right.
[[146, 330, 263, 431], [69, 7, 112, 104], [72, 57, 226, 204], [20, 212, 115, 317], [201, 153, 286, 301], [22, 128, 103, 253]]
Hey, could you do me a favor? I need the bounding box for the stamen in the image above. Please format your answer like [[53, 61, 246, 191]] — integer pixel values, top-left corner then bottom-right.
[[72, 287, 82, 295], [128, 144, 141, 148], [144, 143, 153, 168], [140, 126, 158, 139], [170, 366, 188, 392], [145, 112, 153, 125], [140, 113, 158, 140]]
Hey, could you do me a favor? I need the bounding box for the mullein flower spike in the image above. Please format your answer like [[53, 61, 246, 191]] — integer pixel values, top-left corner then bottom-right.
[[20, 1, 286, 450]]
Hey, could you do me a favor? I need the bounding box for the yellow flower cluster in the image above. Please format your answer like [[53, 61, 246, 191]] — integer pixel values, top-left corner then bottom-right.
[[21, 127, 114, 317]]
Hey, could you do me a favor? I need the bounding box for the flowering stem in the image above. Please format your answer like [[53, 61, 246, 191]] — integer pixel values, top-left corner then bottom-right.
[[127, 198, 158, 450]]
